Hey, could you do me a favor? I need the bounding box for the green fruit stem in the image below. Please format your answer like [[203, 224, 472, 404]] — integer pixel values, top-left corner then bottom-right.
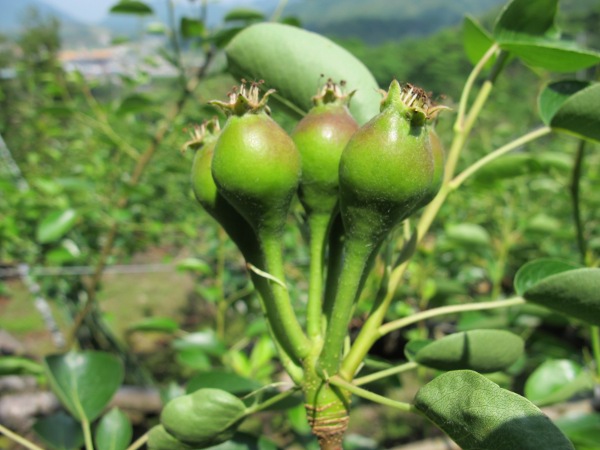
[[258, 232, 311, 362], [306, 212, 331, 343], [319, 237, 374, 376], [322, 214, 345, 323]]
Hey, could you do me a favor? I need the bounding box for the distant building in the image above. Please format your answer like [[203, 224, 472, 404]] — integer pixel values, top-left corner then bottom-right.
[[58, 39, 178, 80]]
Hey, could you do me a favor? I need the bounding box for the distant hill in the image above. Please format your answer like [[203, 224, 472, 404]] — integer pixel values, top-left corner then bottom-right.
[[285, 0, 507, 44]]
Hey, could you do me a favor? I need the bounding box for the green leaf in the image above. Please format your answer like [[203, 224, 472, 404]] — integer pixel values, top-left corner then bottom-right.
[[95, 408, 133, 450], [493, 0, 559, 41], [514, 258, 580, 296], [36, 209, 78, 244], [225, 23, 380, 124], [176, 257, 212, 275], [498, 40, 600, 72], [538, 80, 591, 126], [43, 351, 124, 422], [463, 16, 497, 68], [127, 317, 180, 333], [181, 17, 205, 38], [414, 370, 574, 450], [33, 411, 85, 450], [413, 330, 524, 373], [206, 433, 280, 449], [0, 356, 44, 376], [445, 223, 491, 248], [523, 268, 600, 325], [173, 330, 227, 356], [110, 1, 153, 15], [546, 82, 600, 143], [161, 388, 246, 446], [186, 370, 262, 396], [555, 413, 600, 448], [474, 152, 571, 183], [525, 360, 593, 407], [117, 94, 153, 115], [146, 22, 167, 35], [404, 339, 432, 362], [147, 425, 195, 450], [224, 8, 265, 23]]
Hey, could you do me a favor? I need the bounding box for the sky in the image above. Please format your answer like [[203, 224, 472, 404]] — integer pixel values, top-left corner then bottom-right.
[[41, 0, 247, 23]]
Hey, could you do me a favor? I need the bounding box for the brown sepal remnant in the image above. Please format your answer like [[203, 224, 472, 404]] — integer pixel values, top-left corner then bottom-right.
[[181, 116, 221, 153], [209, 79, 275, 117], [312, 78, 356, 108]]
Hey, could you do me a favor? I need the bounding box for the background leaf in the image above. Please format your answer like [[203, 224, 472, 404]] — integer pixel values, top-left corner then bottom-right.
[[498, 40, 600, 72], [538, 80, 591, 126], [225, 23, 380, 124], [414, 370, 574, 450], [224, 9, 265, 23], [95, 407, 133, 450], [493, 0, 559, 41], [110, 1, 153, 15], [547, 83, 600, 143], [463, 16, 497, 68], [43, 351, 124, 422], [33, 411, 85, 450], [514, 258, 580, 296], [127, 317, 180, 334], [523, 268, 600, 325], [186, 370, 261, 396], [180, 17, 205, 39], [36, 209, 78, 244], [413, 329, 524, 373], [524, 359, 593, 406]]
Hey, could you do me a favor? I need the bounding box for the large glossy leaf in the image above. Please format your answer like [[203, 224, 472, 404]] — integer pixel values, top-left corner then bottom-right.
[[33, 411, 85, 450], [498, 40, 600, 72], [161, 388, 247, 446], [36, 209, 78, 244], [414, 370, 574, 450], [493, 0, 559, 41], [225, 23, 380, 124], [187, 370, 261, 396], [463, 16, 497, 68], [538, 80, 591, 126], [412, 330, 524, 373], [545, 82, 600, 143], [514, 258, 580, 296], [43, 352, 124, 422], [110, 1, 153, 15], [95, 408, 132, 450], [525, 360, 593, 407], [523, 268, 600, 325]]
